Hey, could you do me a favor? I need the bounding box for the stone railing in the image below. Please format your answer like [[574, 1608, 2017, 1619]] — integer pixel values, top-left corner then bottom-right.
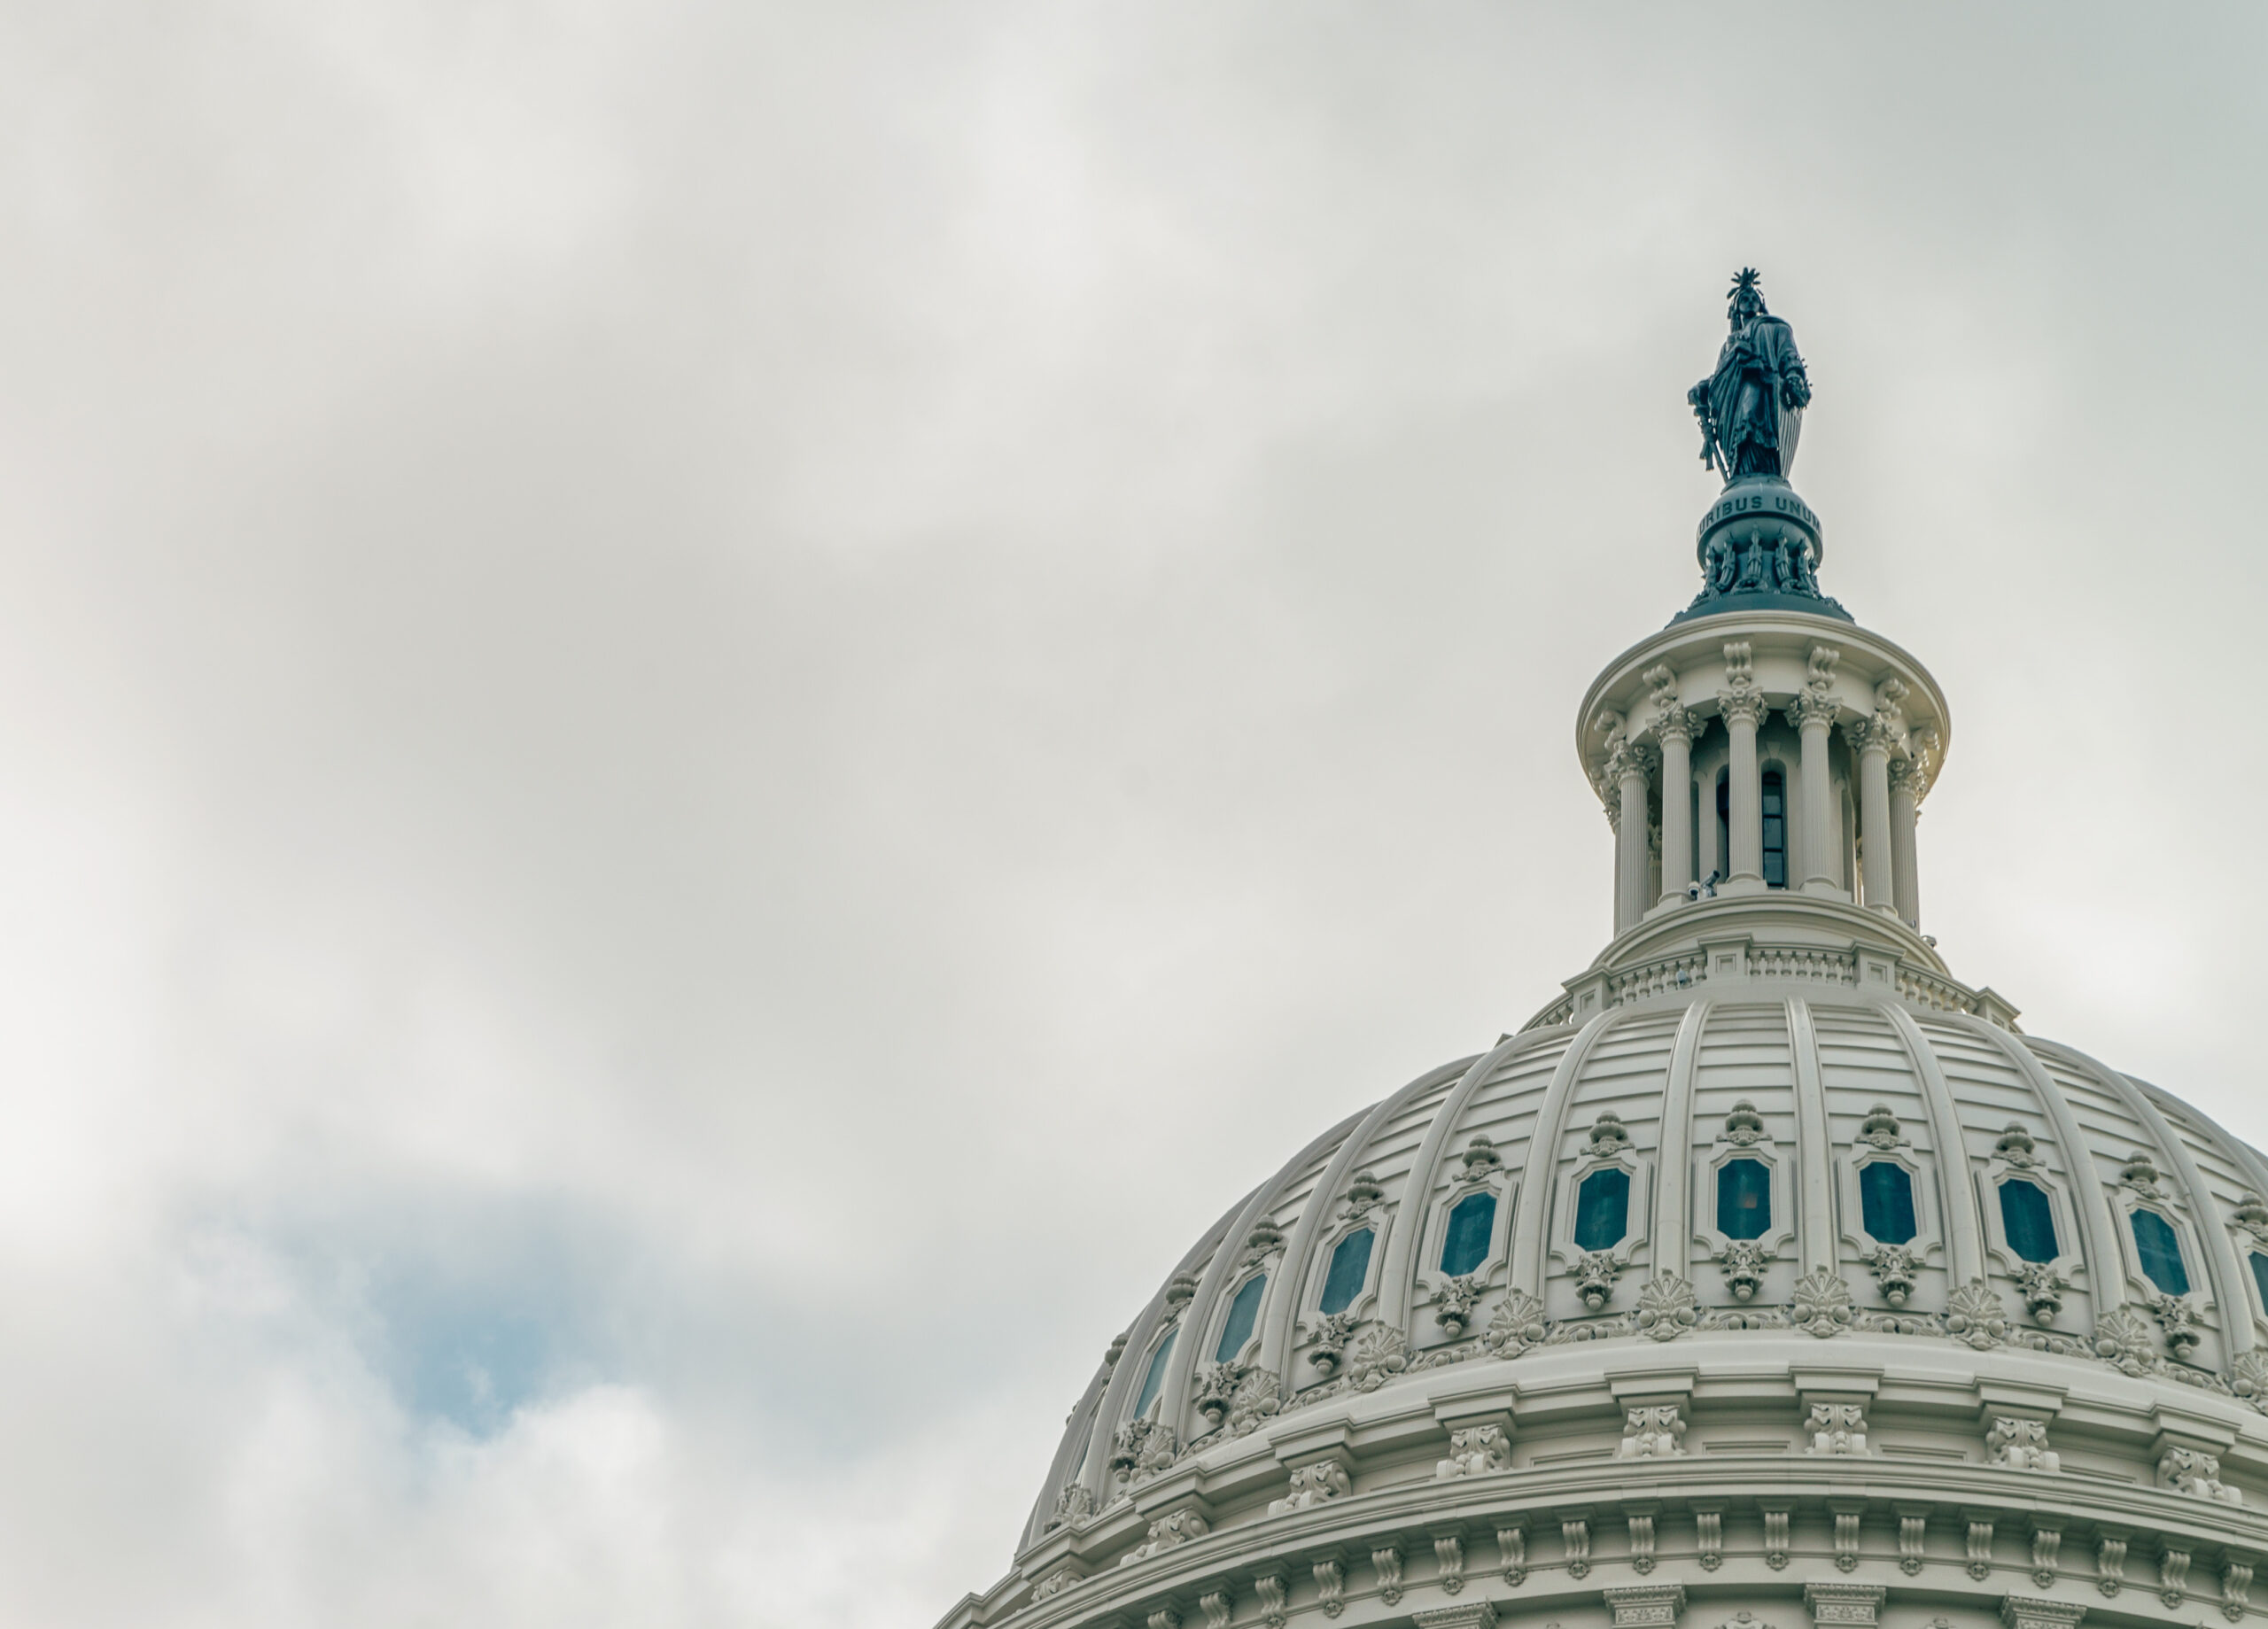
[[1521, 944, 2012, 1034]]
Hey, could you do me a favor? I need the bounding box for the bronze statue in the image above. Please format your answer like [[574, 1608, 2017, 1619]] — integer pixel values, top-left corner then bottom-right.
[[1689, 269, 1811, 483]]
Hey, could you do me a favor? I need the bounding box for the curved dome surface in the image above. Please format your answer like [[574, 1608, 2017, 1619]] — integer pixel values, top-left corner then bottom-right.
[[944, 288, 2268, 1629], [1032, 974, 2268, 1548]]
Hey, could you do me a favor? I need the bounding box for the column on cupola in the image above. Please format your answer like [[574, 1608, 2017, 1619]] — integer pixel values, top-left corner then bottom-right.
[[1888, 755, 1922, 927], [1845, 718, 1896, 915], [1718, 642, 1767, 887], [1654, 708, 1697, 906], [1612, 740, 1655, 933], [1787, 643, 1842, 895]]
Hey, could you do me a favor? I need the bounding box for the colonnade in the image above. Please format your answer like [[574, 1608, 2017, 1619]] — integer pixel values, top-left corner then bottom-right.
[[1610, 701, 1924, 935]]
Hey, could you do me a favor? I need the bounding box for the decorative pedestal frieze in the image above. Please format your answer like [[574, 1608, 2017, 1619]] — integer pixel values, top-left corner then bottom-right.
[[1803, 1582, 1884, 1627], [1604, 1583, 1687, 1628], [1998, 1597, 2085, 1629], [1412, 1604, 1495, 1629]]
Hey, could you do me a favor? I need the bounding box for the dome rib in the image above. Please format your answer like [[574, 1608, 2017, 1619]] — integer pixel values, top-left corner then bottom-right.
[[1377, 1032, 1543, 1332], [1959, 1012, 2126, 1313], [1643, 999, 1712, 1276], [1254, 1054, 1477, 1385], [1046, 1183, 1255, 1540], [1151, 1113, 1368, 1449], [1509, 1005, 1627, 1298], [2049, 1039, 2253, 1356], [1787, 997, 1837, 1275], [1881, 999, 1986, 1282]]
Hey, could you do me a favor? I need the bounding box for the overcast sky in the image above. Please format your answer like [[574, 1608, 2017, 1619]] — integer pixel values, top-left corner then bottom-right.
[[3, 4, 2266, 1625]]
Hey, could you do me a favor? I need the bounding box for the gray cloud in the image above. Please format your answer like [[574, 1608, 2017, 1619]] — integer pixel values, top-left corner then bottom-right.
[[0, 3, 2263, 1624]]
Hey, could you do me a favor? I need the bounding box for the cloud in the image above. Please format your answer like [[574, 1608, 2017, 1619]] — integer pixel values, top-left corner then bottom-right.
[[0, 2, 2264, 1625]]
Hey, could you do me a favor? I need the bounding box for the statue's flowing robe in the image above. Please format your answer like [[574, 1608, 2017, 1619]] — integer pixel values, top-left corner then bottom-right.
[[1704, 314, 1805, 477]]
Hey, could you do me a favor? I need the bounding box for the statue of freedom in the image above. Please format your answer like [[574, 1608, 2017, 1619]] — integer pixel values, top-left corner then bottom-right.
[[1689, 269, 1812, 482]]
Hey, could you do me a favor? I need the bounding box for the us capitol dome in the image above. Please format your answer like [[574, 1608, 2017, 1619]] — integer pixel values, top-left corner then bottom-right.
[[936, 273, 2268, 1629]]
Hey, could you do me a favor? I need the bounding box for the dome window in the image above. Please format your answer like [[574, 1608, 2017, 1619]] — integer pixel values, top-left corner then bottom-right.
[[1717, 1157, 1771, 1239], [1130, 1329, 1176, 1417], [1573, 1167, 1631, 1251], [1318, 1228, 1374, 1315], [1859, 1160, 1918, 1245], [1441, 1191, 1497, 1277], [1214, 1275, 1265, 1363], [1760, 769, 1788, 887], [2130, 1209, 2190, 1296], [2249, 1251, 2268, 1313], [1999, 1177, 2059, 1263]]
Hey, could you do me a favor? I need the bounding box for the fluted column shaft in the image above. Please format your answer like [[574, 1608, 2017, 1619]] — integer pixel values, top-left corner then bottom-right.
[[1656, 715, 1695, 906], [1721, 694, 1766, 885], [1790, 695, 1838, 893], [1616, 753, 1651, 932], [1851, 724, 1895, 913], [1889, 756, 1921, 927]]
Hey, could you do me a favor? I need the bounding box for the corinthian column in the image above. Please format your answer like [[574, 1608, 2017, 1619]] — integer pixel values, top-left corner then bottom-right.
[[1888, 755, 1922, 927], [1612, 741, 1654, 932], [1719, 694, 1768, 887], [1845, 719, 1896, 914], [1654, 708, 1697, 906], [1785, 695, 1839, 893]]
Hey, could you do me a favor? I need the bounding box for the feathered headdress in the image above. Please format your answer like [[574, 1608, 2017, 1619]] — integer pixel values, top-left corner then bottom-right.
[[1727, 268, 1767, 315]]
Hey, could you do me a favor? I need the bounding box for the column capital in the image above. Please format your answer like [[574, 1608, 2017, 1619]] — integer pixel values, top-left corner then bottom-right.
[[1888, 754, 1925, 795], [1653, 704, 1702, 745], [1718, 688, 1771, 728], [1784, 688, 1838, 730], [1607, 740, 1657, 786], [1841, 716, 1893, 757]]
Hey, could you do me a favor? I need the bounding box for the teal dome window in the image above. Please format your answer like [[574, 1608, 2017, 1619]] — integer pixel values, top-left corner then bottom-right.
[[2251, 1250, 2268, 1312], [2000, 1178, 2058, 1263], [1573, 1167, 1630, 1251], [1717, 1157, 1771, 1240], [1441, 1191, 1496, 1277], [2131, 1208, 2189, 1296], [1859, 1161, 1917, 1244], [1215, 1275, 1265, 1362], [1319, 1229, 1374, 1315], [1131, 1329, 1176, 1417]]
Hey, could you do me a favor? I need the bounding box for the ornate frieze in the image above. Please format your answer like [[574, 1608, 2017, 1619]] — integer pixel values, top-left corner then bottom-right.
[[1265, 1461, 1350, 1517], [1806, 1402, 1869, 1455], [1619, 1404, 1687, 1458], [1119, 1509, 1208, 1568], [1435, 1424, 1511, 1480], [1985, 1416, 2060, 1472], [2158, 1447, 2243, 1505]]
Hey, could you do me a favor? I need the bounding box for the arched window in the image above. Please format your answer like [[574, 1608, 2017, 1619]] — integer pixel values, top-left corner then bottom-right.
[[1859, 1162, 1917, 1244], [1760, 769, 1787, 887], [1131, 1329, 1176, 1416], [1319, 1229, 1374, 1315], [1573, 1167, 1630, 1251], [2131, 1209, 2190, 1295], [1441, 1191, 1496, 1277], [2250, 1250, 2268, 1312], [1215, 1275, 1265, 1362], [2000, 1178, 2058, 1262], [1717, 1158, 1771, 1239]]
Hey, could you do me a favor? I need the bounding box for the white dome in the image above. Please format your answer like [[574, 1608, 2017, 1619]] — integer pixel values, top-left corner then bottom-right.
[[942, 291, 2268, 1629]]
